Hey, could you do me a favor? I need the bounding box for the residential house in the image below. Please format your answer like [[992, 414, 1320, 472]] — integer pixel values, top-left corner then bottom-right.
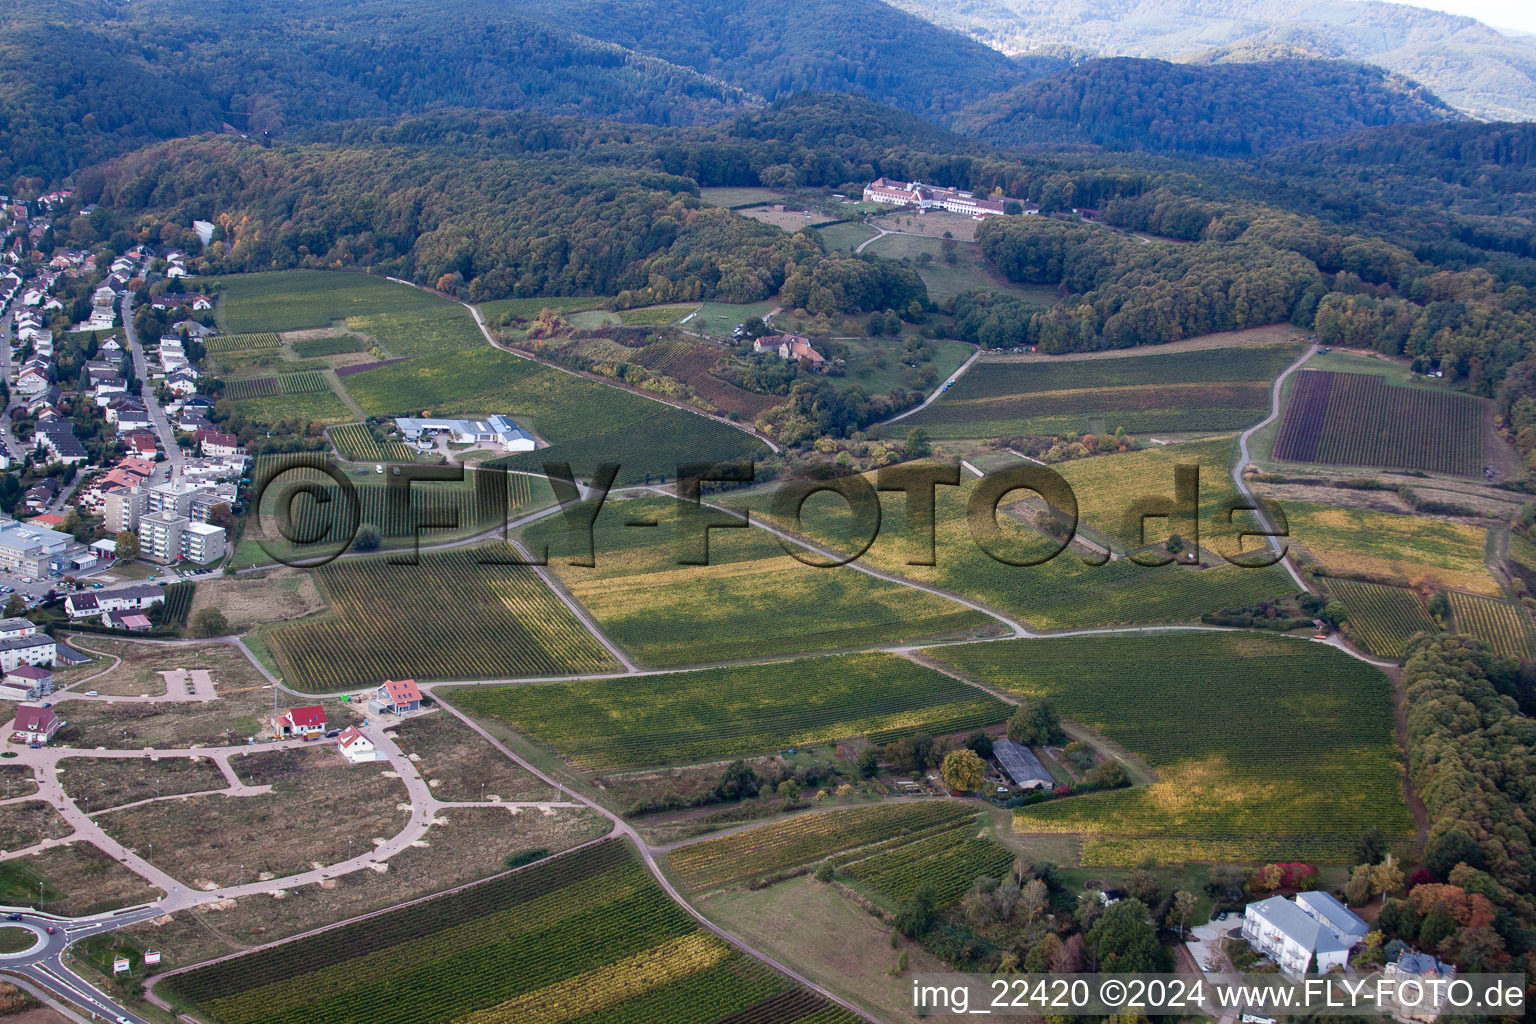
[[1242, 894, 1367, 975], [373, 678, 422, 715], [197, 431, 241, 458], [101, 610, 153, 632], [11, 704, 61, 745], [65, 584, 164, 619], [336, 726, 378, 763], [272, 705, 327, 738]]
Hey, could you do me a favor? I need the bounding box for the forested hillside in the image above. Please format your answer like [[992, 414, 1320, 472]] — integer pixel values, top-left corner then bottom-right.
[[891, 0, 1536, 121], [955, 57, 1454, 155], [0, 0, 1015, 182]]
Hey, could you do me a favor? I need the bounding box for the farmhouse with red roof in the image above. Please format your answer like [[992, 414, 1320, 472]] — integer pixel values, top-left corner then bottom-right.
[[272, 704, 327, 738], [336, 726, 378, 763]]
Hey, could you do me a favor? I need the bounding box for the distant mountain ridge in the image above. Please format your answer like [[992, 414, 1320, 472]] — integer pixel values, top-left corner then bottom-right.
[[954, 56, 1457, 155], [888, 0, 1536, 121]]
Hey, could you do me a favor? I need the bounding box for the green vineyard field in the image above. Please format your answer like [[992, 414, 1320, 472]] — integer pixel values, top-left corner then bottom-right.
[[167, 840, 859, 1024], [1274, 371, 1485, 476], [904, 344, 1299, 438], [278, 371, 330, 395], [267, 545, 617, 690], [933, 631, 1412, 864], [328, 423, 418, 463], [449, 652, 1011, 771], [523, 495, 997, 666], [839, 814, 1014, 906], [1328, 579, 1437, 660], [669, 802, 978, 892], [205, 333, 281, 353], [223, 377, 278, 400], [1448, 591, 1536, 659]]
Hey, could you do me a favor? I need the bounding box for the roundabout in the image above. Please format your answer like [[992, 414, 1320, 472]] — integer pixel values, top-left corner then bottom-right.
[[0, 923, 46, 959]]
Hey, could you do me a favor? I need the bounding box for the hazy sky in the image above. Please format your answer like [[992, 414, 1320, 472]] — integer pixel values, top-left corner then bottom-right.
[[1382, 0, 1536, 33]]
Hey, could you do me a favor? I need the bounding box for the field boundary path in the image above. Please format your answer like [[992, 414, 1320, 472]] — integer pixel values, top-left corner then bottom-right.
[[1235, 341, 1315, 595], [882, 344, 983, 425]]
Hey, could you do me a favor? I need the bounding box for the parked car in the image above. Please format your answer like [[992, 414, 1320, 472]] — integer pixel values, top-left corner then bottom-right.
[[84, 690, 98, 697], [324, 729, 340, 738]]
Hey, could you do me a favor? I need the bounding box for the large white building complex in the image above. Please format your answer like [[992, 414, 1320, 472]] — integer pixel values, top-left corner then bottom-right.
[[862, 178, 1036, 217], [394, 414, 536, 452]]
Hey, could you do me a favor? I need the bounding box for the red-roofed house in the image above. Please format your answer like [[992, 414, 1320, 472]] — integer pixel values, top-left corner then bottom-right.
[[374, 679, 421, 715], [196, 431, 241, 458], [28, 513, 65, 528], [336, 726, 378, 763], [12, 704, 61, 745], [272, 704, 327, 738], [124, 432, 159, 457], [101, 611, 153, 632]]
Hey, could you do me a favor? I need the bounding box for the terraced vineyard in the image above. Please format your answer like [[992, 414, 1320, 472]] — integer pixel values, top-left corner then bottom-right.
[[205, 333, 281, 353], [268, 545, 616, 690], [522, 496, 998, 666], [166, 840, 857, 1024], [1328, 579, 1437, 659], [933, 631, 1412, 864], [836, 813, 1014, 906], [904, 344, 1300, 438], [328, 423, 418, 463], [278, 371, 330, 395], [223, 377, 278, 400], [1448, 591, 1536, 659], [1273, 370, 1485, 476], [450, 653, 1011, 771], [669, 802, 978, 892]]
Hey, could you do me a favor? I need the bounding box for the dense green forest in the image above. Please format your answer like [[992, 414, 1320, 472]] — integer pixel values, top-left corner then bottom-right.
[[1401, 636, 1535, 956], [0, 0, 1476, 183], [955, 58, 1453, 155]]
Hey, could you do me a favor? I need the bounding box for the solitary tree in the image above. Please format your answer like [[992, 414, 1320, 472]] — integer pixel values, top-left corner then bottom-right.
[[941, 748, 985, 793], [1167, 890, 1197, 938], [114, 530, 139, 560], [905, 427, 931, 459], [190, 608, 229, 638], [1372, 854, 1404, 901], [353, 524, 382, 552]]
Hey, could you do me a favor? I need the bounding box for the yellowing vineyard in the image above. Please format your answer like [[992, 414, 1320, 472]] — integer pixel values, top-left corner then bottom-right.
[[1448, 591, 1536, 659], [167, 840, 861, 1024]]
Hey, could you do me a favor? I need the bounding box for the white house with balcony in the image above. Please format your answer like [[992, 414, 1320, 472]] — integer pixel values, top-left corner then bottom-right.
[[1242, 893, 1367, 975]]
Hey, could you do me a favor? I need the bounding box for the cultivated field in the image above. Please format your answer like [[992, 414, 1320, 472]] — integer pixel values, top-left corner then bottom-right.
[[165, 839, 860, 1024], [729, 469, 1295, 630], [268, 545, 616, 690], [668, 802, 979, 893], [522, 496, 999, 666], [290, 333, 365, 358], [222, 377, 278, 400], [905, 344, 1300, 439], [1327, 579, 1438, 660], [698, 187, 785, 207], [1284, 500, 1499, 595], [836, 811, 1013, 907], [1273, 370, 1486, 476], [1447, 591, 1536, 659], [204, 333, 281, 354], [208, 270, 449, 334], [932, 631, 1413, 864], [450, 653, 1011, 771], [327, 423, 417, 462], [251, 456, 538, 551]]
